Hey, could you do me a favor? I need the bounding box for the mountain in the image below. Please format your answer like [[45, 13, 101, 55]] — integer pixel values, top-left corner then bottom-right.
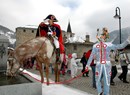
[[0, 25, 16, 47], [66, 27, 130, 44], [108, 27, 130, 44]]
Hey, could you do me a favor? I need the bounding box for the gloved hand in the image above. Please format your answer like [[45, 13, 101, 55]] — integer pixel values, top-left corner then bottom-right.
[[53, 31, 56, 36], [47, 32, 53, 39], [47, 32, 52, 35], [85, 65, 89, 72]]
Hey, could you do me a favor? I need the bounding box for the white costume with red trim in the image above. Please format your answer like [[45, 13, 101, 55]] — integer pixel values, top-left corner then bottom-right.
[[87, 39, 130, 95]]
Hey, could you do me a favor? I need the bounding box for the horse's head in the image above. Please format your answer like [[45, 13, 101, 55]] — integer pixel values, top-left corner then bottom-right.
[[7, 48, 20, 76]]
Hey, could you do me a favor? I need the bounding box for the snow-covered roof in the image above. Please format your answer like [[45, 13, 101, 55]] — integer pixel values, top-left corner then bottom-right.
[[0, 34, 9, 42], [65, 36, 85, 43], [19, 25, 38, 29]]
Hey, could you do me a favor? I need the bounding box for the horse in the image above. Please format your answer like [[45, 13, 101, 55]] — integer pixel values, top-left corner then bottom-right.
[[10, 37, 62, 85], [6, 48, 19, 76]]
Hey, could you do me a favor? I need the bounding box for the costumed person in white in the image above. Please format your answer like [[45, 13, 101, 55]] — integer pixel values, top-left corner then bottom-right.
[[86, 27, 130, 95], [70, 53, 78, 78]]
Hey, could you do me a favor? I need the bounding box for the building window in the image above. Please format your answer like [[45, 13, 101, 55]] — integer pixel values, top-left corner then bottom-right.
[[73, 45, 77, 50], [32, 30, 34, 33], [64, 34, 66, 37], [23, 29, 26, 32]]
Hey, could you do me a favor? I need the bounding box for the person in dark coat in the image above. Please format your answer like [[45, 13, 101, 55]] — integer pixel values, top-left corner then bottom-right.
[[118, 49, 129, 83], [110, 50, 118, 85], [80, 52, 89, 77]]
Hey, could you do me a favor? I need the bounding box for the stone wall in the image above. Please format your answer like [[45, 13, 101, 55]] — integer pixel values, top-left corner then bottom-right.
[[15, 27, 37, 47], [65, 43, 93, 58]]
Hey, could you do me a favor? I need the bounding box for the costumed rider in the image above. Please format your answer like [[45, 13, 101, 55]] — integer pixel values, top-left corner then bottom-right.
[[36, 14, 64, 63]]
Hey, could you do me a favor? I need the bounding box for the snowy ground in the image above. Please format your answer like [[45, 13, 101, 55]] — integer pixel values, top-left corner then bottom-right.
[[22, 63, 130, 95], [23, 70, 93, 95], [42, 84, 93, 95]]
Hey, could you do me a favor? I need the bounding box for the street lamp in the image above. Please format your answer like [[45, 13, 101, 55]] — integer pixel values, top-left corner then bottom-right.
[[113, 7, 121, 44]]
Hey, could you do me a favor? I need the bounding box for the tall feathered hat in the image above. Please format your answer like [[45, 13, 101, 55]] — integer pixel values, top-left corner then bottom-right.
[[44, 14, 58, 22]]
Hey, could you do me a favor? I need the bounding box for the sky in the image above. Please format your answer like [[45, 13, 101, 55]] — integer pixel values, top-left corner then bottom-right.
[[0, 0, 130, 42]]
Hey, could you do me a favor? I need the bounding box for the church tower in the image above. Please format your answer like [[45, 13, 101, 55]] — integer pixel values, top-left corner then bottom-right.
[[66, 20, 74, 38]]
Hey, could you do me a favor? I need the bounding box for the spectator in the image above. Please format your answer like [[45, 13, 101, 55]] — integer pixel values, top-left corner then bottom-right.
[[67, 54, 72, 74], [86, 49, 96, 88], [70, 53, 78, 78], [109, 50, 118, 85], [118, 49, 129, 83], [80, 52, 89, 77]]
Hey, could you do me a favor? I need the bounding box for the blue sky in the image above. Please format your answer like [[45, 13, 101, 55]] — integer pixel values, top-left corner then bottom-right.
[[0, 0, 130, 42]]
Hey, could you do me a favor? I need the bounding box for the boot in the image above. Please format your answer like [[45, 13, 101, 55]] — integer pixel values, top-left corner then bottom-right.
[[98, 92, 103, 95], [82, 74, 85, 77], [123, 80, 129, 83], [56, 48, 60, 63]]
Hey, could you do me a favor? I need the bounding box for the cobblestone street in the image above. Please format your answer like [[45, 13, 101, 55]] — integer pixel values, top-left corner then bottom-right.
[[28, 67, 130, 95]]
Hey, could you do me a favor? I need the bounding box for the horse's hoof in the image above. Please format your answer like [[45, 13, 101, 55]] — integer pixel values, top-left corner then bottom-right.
[[47, 82, 49, 85]]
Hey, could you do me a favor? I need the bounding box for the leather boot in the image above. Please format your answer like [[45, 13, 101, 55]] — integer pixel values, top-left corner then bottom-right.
[[56, 48, 60, 63]]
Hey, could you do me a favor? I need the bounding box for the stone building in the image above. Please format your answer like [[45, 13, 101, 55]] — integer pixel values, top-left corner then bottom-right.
[[64, 21, 93, 58], [15, 26, 37, 47], [62, 21, 75, 42], [65, 35, 93, 58]]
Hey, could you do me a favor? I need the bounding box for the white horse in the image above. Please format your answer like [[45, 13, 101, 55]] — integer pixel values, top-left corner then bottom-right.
[[10, 37, 63, 85]]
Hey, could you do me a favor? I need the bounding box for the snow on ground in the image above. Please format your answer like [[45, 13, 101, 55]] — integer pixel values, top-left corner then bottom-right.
[[22, 64, 130, 95], [23, 69, 93, 95], [42, 84, 93, 95]]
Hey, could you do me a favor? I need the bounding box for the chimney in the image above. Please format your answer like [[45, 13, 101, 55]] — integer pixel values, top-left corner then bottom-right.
[[85, 35, 89, 42]]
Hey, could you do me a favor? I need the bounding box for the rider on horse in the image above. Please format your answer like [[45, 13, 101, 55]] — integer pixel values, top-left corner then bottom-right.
[[36, 14, 64, 63]]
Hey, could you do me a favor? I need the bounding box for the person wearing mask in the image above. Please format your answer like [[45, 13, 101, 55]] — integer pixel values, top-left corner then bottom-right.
[[86, 27, 130, 95]]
